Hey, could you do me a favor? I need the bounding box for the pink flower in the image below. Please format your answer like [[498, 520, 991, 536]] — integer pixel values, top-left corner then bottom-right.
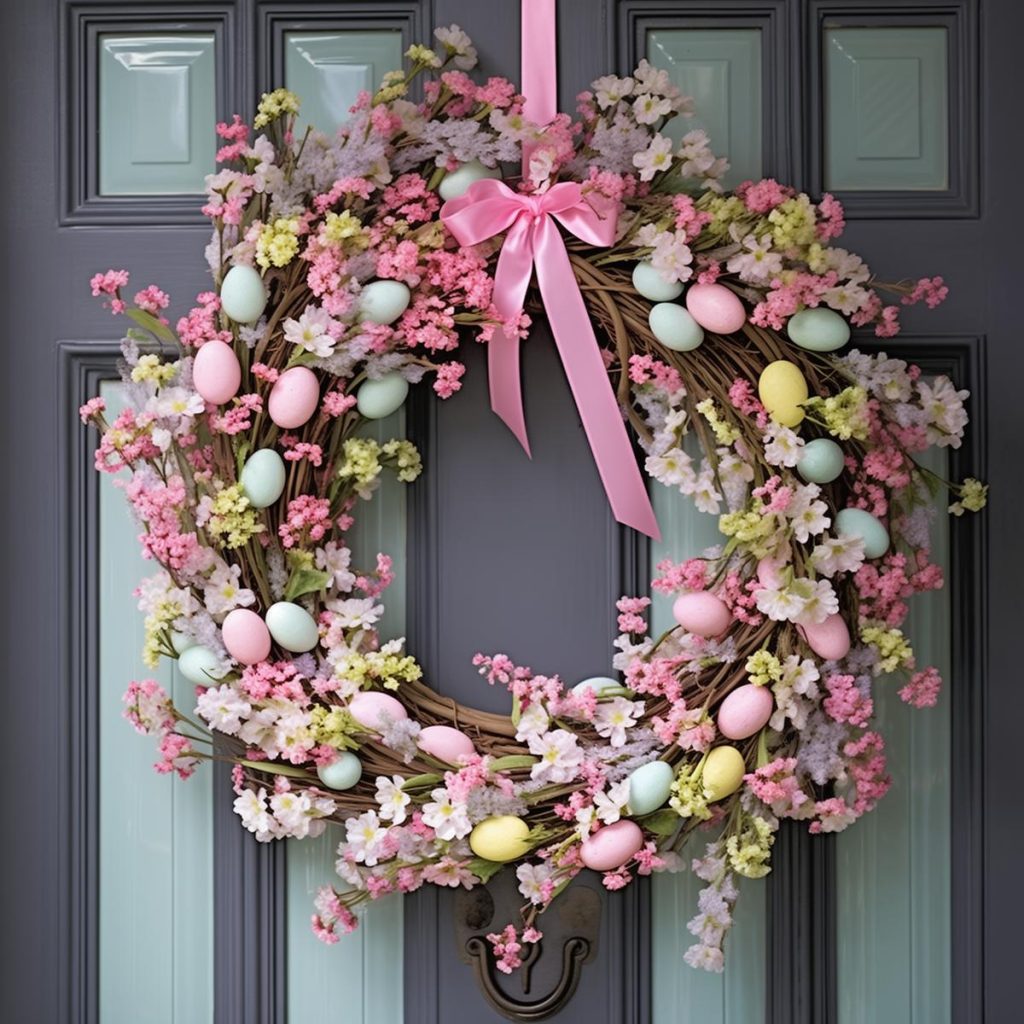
[[79, 396, 106, 423], [823, 673, 873, 727], [899, 666, 942, 708], [279, 495, 332, 549], [90, 268, 129, 312], [433, 361, 466, 399], [133, 285, 170, 316]]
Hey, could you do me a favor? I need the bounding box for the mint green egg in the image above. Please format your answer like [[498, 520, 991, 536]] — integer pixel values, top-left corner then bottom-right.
[[797, 438, 845, 484], [265, 602, 319, 653], [632, 262, 684, 302], [357, 373, 409, 420], [317, 752, 362, 791], [649, 302, 705, 352], [219, 265, 267, 325], [786, 308, 850, 352], [240, 448, 286, 509], [835, 507, 890, 559], [170, 630, 195, 655], [178, 645, 228, 685], [572, 676, 621, 696], [627, 760, 674, 816], [438, 159, 502, 201], [358, 280, 411, 325]]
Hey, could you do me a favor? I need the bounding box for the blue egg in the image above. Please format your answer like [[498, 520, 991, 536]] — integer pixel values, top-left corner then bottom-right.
[[265, 602, 320, 653], [358, 280, 411, 325], [786, 308, 850, 352], [632, 262, 684, 302], [627, 761, 674, 816], [219, 265, 267, 325], [178, 645, 228, 685], [317, 752, 362, 791], [797, 438, 845, 484], [357, 373, 409, 419], [572, 676, 621, 696], [170, 630, 195, 655], [834, 507, 890, 559], [648, 302, 704, 352], [240, 448, 286, 509]]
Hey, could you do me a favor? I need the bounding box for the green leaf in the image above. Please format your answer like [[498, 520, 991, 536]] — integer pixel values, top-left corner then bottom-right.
[[488, 754, 537, 772], [401, 772, 442, 789], [467, 857, 506, 883], [284, 568, 332, 602], [640, 809, 681, 836], [126, 307, 177, 344], [510, 694, 521, 727], [238, 759, 315, 780]]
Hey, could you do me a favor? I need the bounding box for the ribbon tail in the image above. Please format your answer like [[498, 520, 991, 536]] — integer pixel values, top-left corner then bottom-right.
[[489, 324, 532, 457], [535, 227, 660, 540]]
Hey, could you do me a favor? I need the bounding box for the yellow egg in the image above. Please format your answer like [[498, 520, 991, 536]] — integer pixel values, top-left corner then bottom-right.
[[702, 745, 747, 802], [469, 815, 532, 862], [758, 360, 808, 427]]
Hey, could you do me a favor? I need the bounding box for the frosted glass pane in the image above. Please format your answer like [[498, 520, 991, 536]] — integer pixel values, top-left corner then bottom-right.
[[648, 458, 766, 1022], [646, 29, 763, 187], [98, 383, 214, 1023], [286, 412, 405, 1023], [837, 447, 951, 1023]]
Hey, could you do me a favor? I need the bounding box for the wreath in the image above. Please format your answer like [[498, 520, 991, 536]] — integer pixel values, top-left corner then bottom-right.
[[81, 23, 985, 976]]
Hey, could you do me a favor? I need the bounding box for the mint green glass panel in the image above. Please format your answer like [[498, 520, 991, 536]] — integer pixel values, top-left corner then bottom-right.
[[286, 412, 405, 1023], [837, 447, 950, 1023], [99, 35, 216, 195], [646, 29, 762, 188], [649, 463, 766, 1022], [98, 383, 213, 1023], [285, 32, 404, 135], [825, 28, 949, 191]]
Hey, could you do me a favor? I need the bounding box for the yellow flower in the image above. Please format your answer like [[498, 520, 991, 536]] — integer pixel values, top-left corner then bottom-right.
[[254, 88, 300, 129], [131, 354, 177, 386], [405, 44, 441, 68], [669, 761, 712, 821], [718, 505, 778, 558], [726, 813, 775, 878], [696, 398, 741, 446], [804, 386, 871, 441], [141, 600, 181, 668], [323, 210, 368, 248], [255, 217, 301, 269], [768, 195, 817, 250], [860, 624, 914, 674], [949, 477, 988, 516], [382, 439, 422, 482], [309, 705, 361, 750], [336, 650, 423, 692], [745, 649, 782, 687], [203, 484, 264, 550], [338, 437, 383, 496]]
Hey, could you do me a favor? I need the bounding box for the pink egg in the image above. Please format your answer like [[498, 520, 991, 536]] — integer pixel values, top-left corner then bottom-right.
[[797, 613, 851, 661], [348, 691, 408, 732], [417, 725, 476, 764], [580, 820, 645, 872], [685, 283, 747, 334], [717, 684, 774, 740], [193, 340, 241, 405], [221, 608, 271, 665], [672, 592, 732, 638], [757, 554, 788, 589], [268, 366, 320, 428]]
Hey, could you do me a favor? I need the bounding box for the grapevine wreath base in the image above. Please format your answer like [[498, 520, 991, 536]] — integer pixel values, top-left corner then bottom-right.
[[83, 26, 985, 976]]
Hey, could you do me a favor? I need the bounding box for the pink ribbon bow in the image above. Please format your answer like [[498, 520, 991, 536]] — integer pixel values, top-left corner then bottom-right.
[[440, 178, 660, 539]]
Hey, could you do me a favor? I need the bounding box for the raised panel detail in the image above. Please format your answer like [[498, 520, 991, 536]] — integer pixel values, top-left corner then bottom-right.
[[825, 27, 948, 191], [99, 35, 216, 195], [284, 31, 404, 134], [646, 28, 763, 187]]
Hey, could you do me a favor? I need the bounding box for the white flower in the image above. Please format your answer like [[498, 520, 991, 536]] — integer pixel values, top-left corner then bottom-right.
[[434, 24, 477, 69], [646, 447, 695, 489], [633, 93, 673, 124], [516, 862, 554, 905], [787, 484, 830, 542], [283, 306, 338, 358], [203, 560, 256, 616], [234, 787, 274, 840], [726, 234, 784, 285], [592, 74, 634, 108], [315, 541, 356, 592], [789, 577, 839, 625], [677, 129, 729, 186], [770, 656, 820, 730], [195, 683, 251, 735], [345, 810, 389, 866], [763, 425, 804, 468], [515, 701, 550, 742], [633, 59, 675, 97], [421, 787, 472, 841], [633, 134, 674, 181], [755, 583, 805, 622], [718, 449, 755, 509], [917, 376, 969, 448], [593, 779, 631, 823], [822, 283, 870, 316], [375, 775, 411, 824], [325, 596, 383, 630], [527, 729, 584, 784], [809, 534, 866, 577], [151, 386, 205, 421], [574, 802, 597, 842], [691, 467, 723, 514], [650, 232, 694, 283], [594, 698, 646, 748], [271, 788, 314, 838]]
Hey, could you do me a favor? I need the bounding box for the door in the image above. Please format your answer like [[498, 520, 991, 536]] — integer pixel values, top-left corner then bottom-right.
[[1, 1, 1017, 1022]]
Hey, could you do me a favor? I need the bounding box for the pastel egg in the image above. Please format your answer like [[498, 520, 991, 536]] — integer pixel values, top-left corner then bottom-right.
[[469, 815, 532, 862], [193, 340, 241, 405], [632, 262, 684, 302], [717, 684, 774, 740], [702, 745, 746, 802], [264, 601, 319, 653], [627, 760, 674, 816], [239, 449, 286, 509], [438, 159, 502, 201], [758, 360, 808, 428], [787, 307, 850, 353], [268, 366, 320, 429], [348, 691, 408, 732], [170, 630, 195, 655], [317, 752, 362, 791], [798, 438, 845, 484], [357, 373, 409, 420], [797, 613, 851, 661], [221, 608, 272, 665], [572, 676, 621, 696], [835, 508, 890, 559], [672, 592, 732, 638], [649, 303, 704, 351], [756, 554, 788, 589], [219, 264, 267, 324], [178, 645, 228, 685], [580, 820, 645, 871], [685, 283, 747, 334], [417, 725, 476, 764], [358, 280, 411, 325]]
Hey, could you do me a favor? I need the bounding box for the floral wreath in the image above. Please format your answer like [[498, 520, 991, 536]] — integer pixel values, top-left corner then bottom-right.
[[81, 22, 986, 977]]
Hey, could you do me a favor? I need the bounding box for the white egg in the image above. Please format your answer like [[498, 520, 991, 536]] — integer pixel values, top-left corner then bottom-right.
[[572, 676, 621, 696], [632, 262, 684, 302], [358, 280, 411, 325], [219, 265, 267, 324], [438, 159, 502, 201], [240, 449, 286, 509], [178, 646, 228, 685], [357, 373, 409, 419]]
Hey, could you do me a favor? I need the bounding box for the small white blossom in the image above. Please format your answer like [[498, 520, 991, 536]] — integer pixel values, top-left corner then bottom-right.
[[375, 775, 410, 824], [527, 729, 584, 784], [421, 787, 471, 841], [593, 698, 645, 748], [345, 810, 389, 865]]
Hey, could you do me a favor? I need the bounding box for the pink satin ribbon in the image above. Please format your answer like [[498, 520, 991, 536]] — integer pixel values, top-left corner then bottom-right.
[[440, 178, 660, 539]]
